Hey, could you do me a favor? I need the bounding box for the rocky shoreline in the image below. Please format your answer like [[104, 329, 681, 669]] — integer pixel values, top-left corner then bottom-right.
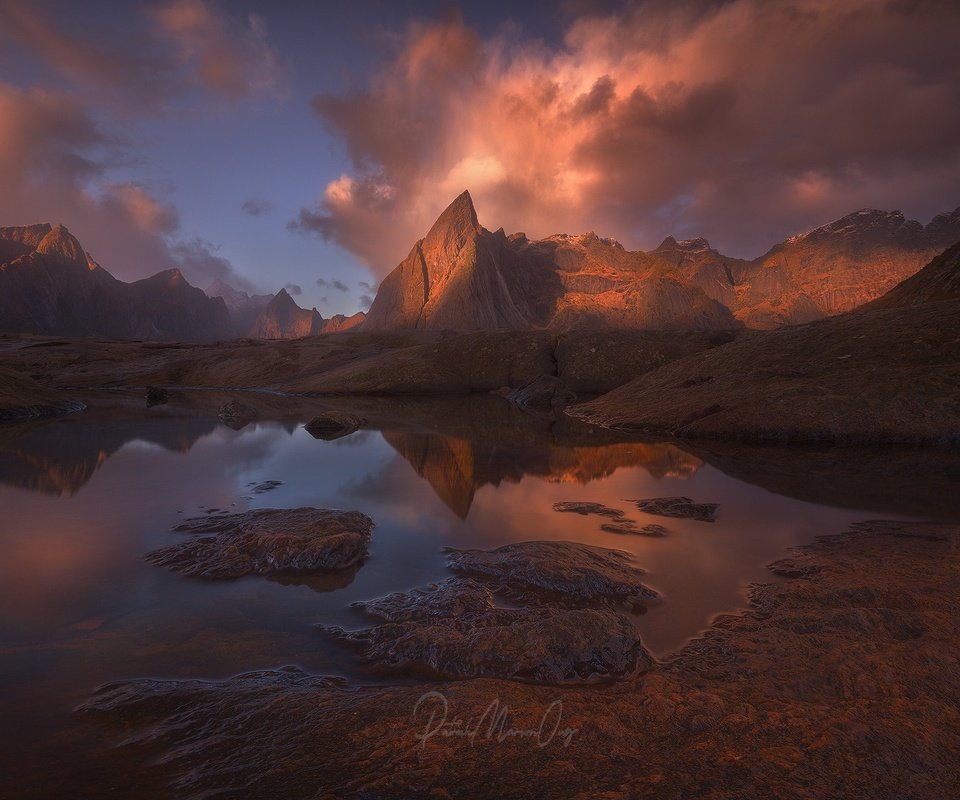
[[76, 519, 960, 799]]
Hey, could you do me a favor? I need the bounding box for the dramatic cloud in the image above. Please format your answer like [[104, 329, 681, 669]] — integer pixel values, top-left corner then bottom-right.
[[241, 198, 273, 216], [169, 237, 256, 292], [284, 282, 303, 295], [297, 1, 960, 273]]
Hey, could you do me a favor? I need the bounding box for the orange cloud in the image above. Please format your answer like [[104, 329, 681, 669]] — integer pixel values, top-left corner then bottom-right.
[[296, 1, 960, 275]]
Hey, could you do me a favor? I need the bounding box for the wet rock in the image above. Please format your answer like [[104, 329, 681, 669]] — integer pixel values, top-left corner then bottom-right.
[[327, 578, 652, 683], [636, 496, 718, 522], [553, 501, 626, 519], [217, 399, 259, 430], [446, 540, 658, 607], [601, 521, 668, 537], [145, 385, 169, 407], [251, 480, 283, 493], [304, 411, 365, 440], [506, 374, 577, 413], [146, 507, 374, 578]]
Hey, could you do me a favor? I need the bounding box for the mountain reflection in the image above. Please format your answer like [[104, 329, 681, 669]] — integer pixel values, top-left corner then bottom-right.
[[0, 415, 218, 496], [382, 430, 702, 518]]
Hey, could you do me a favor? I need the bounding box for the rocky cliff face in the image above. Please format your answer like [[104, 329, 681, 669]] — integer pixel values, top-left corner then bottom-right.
[[862, 241, 960, 310], [366, 194, 960, 331], [206, 279, 273, 337], [366, 192, 738, 331], [248, 289, 324, 339]]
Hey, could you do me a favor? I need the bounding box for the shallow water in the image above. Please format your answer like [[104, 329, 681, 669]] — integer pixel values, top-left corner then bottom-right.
[[1, 395, 957, 795]]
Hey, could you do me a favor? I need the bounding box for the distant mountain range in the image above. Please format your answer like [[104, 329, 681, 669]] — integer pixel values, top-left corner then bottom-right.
[[365, 191, 960, 331], [2, 197, 958, 341], [0, 223, 364, 341]]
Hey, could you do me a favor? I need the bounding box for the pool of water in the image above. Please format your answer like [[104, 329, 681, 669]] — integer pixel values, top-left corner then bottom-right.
[[1, 393, 958, 795]]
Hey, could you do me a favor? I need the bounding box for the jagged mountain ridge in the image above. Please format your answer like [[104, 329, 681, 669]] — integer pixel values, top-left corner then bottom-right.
[[0, 224, 365, 341], [366, 192, 960, 331]]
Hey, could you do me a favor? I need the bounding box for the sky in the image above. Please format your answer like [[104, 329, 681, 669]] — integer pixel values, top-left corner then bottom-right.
[[1, 0, 959, 315]]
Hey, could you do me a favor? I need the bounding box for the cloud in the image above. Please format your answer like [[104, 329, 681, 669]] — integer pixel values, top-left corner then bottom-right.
[[241, 198, 273, 216], [148, 0, 289, 102], [296, 2, 960, 271], [0, 81, 253, 289], [358, 293, 374, 310], [357, 280, 376, 292], [284, 282, 303, 295], [0, 0, 289, 109], [316, 277, 350, 291]]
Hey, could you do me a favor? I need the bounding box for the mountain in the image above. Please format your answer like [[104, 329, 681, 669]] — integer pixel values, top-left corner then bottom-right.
[[248, 288, 324, 338], [861, 241, 960, 311], [365, 193, 960, 331], [365, 191, 739, 331], [727, 208, 960, 327], [0, 224, 366, 342], [206, 279, 272, 337], [0, 224, 232, 341]]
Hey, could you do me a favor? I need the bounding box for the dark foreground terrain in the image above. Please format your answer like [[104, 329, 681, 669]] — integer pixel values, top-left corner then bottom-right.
[[50, 520, 959, 798]]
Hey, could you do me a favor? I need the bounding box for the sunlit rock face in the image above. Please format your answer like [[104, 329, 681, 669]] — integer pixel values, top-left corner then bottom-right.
[[365, 193, 960, 331], [365, 191, 740, 331]]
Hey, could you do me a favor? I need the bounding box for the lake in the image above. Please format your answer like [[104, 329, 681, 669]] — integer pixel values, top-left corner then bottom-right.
[[1, 393, 958, 796]]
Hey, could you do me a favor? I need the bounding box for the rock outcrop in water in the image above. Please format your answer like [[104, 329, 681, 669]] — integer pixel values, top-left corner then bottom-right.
[[145, 507, 374, 578], [445, 540, 658, 607], [304, 412, 365, 440], [636, 496, 719, 522], [328, 577, 651, 683]]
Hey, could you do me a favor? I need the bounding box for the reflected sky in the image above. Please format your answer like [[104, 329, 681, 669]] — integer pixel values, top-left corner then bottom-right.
[[0, 398, 948, 787]]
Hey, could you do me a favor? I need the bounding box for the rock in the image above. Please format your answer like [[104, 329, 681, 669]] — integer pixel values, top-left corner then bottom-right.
[[329, 578, 652, 683], [445, 541, 658, 607], [553, 501, 626, 519], [217, 399, 259, 430], [304, 412, 365, 440], [145, 507, 374, 578], [145, 385, 169, 407], [636, 496, 718, 522], [601, 522, 669, 537], [506, 374, 577, 412], [251, 480, 282, 493], [248, 288, 324, 339]]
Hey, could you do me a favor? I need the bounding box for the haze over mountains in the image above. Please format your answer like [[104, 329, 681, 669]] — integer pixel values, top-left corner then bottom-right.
[[366, 192, 960, 331], [2, 194, 958, 342]]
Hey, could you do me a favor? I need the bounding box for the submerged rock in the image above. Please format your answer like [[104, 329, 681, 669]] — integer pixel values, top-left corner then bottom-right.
[[145, 385, 169, 407], [328, 578, 651, 683], [446, 540, 658, 606], [601, 521, 669, 537], [146, 507, 374, 578], [552, 501, 626, 519], [636, 496, 719, 522], [304, 412, 365, 440], [251, 480, 283, 493], [506, 374, 577, 413], [217, 399, 259, 430]]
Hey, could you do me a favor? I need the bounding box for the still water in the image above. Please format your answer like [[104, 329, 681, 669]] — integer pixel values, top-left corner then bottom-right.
[[1, 394, 957, 794]]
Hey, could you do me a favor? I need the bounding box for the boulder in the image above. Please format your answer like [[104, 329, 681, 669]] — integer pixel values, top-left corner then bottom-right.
[[145, 507, 374, 578], [304, 412, 365, 440], [636, 496, 718, 522], [328, 577, 651, 683], [445, 540, 658, 607]]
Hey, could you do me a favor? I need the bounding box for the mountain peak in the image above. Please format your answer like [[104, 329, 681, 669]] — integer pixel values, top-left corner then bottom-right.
[[655, 235, 711, 252], [424, 190, 480, 244], [35, 224, 88, 267]]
